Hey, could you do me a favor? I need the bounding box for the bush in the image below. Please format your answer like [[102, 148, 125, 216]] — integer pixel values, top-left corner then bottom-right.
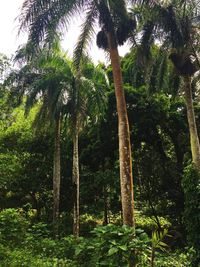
[[136, 214, 171, 233], [28, 222, 50, 238], [182, 164, 200, 266], [1, 248, 73, 267], [0, 208, 29, 246], [0, 243, 9, 261], [24, 234, 78, 260], [0, 218, 195, 267], [155, 250, 193, 267], [74, 224, 150, 266], [79, 213, 99, 236]]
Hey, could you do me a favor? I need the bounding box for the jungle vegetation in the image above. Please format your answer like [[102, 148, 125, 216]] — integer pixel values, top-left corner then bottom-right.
[[0, 0, 200, 266]]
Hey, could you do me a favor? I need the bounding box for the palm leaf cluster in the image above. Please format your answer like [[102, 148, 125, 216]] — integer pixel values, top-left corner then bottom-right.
[[8, 44, 107, 132], [18, 0, 142, 66], [96, 0, 136, 49], [131, 0, 200, 94]]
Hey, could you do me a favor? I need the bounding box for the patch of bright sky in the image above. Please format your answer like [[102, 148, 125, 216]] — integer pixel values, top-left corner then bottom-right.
[[0, 0, 130, 64]]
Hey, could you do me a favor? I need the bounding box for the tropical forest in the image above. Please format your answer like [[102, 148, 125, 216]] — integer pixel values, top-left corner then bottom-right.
[[0, 0, 200, 266]]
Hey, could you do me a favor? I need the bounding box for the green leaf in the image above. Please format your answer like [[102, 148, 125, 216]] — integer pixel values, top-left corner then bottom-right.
[[108, 247, 118, 256], [75, 248, 82, 256], [110, 240, 117, 245], [118, 245, 128, 251], [159, 241, 168, 248]]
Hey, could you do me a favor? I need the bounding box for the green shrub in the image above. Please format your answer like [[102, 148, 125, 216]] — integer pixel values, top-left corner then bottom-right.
[[155, 250, 192, 267], [0, 243, 9, 261], [28, 222, 50, 238], [0, 220, 194, 267], [79, 213, 99, 236], [109, 212, 171, 233], [182, 164, 200, 266], [0, 208, 29, 246], [74, 224, 150, 266], [1, 248, 74, 267], [136, 214, 171, 233], [24, 234, 78, 260]]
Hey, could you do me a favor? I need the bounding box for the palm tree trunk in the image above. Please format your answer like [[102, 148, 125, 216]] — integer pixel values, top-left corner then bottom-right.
[[107, 32, 135, 228], [72, 122, 80, 237], [184, 76, 200, 170], [53, 116, 61, 234]]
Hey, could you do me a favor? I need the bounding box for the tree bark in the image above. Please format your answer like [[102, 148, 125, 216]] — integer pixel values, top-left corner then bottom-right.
[[107, 32, 135, 228], [184, 76, 200, 170], [72, 122, 80, 237], [53, 116, 61, 234]]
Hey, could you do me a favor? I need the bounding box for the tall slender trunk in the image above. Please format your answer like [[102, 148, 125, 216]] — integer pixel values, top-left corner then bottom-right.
[[53, 116, 61, 233], [184, 76, 200, 170], [103, 186, 110, 225], [107, 32, 135, 228], [72, 122, 80, 237]]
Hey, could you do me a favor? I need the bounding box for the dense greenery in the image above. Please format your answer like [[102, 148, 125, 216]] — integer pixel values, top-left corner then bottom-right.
[[0, 0, 200, 266], [0, 209, 192, 267], [182, 164, 200, 266]]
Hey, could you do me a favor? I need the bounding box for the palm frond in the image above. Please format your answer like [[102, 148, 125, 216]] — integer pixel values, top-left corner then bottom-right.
[[147, 49, 169, 94], [73, 3, 98, 70], [156, 4, 184, 48], [24, 83, 42, 116], [168, 71, 181, 97], [157, 52, 168, 91], [19, 0, 52, 33], [19, 0, 88, 53], [136, 21, 154, 67]]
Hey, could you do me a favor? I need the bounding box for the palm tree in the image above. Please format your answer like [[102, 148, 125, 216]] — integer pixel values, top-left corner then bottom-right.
[[10, 45, 107, 236], [18, 0, 138, 227], [64, 61, 108, 236], [134, 0, 200, 169], [7, 45, 73, 233]]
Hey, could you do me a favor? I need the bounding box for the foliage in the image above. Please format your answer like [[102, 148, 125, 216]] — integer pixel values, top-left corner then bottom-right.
[[1, 5, 200, 263], [136, 214, 171, 233], [78, 224, 150, 266], [0, 248, 73, 267], [154, 250, 191, 267], [182, 163, 200, 266], [0, 208, 195, 266], [27, 222, 50, 238], [79, 213, 99, 236], [0, 208, 29, 246], [151, 229, 170, 267], [152, 229, 169, 252]]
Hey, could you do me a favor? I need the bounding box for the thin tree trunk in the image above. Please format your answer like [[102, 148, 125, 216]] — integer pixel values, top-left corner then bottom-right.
[[184, 76, 200, 170], [53, 116, 61, 234], [103, 186, 110, 225], [150, 248, 155, 267], [72, 122, 80, 237], [107, 32, 135, 228]]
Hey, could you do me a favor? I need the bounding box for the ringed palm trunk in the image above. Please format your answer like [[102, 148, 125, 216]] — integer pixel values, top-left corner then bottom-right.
[[107, 32, 135, 228], [53, 116, 61, 234], [184, 76, 200, 170], [72, 120, 80, 237]]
